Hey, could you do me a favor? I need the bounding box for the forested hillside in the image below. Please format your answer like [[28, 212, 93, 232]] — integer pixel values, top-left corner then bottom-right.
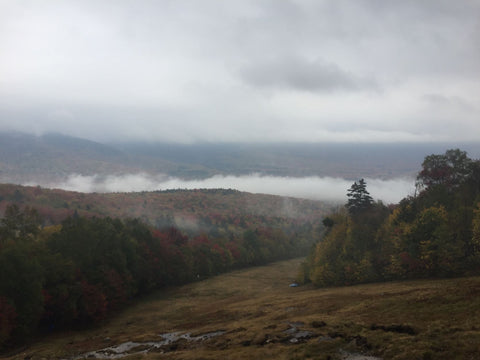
[[300, 149, 480, 286], [0, 187, 326, 349], [0, 185, 328, 236]]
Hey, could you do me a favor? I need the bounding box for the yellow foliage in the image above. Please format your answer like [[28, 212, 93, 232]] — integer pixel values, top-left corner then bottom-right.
[[38, 224, 62, 241]]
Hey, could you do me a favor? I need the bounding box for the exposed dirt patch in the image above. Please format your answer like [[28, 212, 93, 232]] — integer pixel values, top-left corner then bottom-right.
[[370, 324, 416, 335]]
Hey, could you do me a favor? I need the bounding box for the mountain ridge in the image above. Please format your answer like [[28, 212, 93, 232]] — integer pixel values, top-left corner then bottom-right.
[[2, 131, 480, 185]]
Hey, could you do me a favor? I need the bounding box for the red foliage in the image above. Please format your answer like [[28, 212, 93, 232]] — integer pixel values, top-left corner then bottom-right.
[[102, 269, 128, 310], [0, 296, 17, 345], [41, 289, 54, 321], [153, 227, 188, 246], [211, 243, 227, 262], [192, 234, 210, 246], [80, 280, 108, 322], [398, 252, 422, 273]]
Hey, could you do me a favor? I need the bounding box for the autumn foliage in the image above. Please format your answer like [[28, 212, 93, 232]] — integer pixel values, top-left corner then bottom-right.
[[0, 197, 320, 348], [301, 149, 480, 287]]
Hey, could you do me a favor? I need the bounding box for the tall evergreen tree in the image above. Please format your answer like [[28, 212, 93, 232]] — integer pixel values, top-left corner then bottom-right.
[[346, 179, 373, 215]]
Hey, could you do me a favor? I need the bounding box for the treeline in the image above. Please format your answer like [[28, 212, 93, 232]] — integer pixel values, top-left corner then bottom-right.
[[0, 185, 328, 231], [0, 207, 317, 348], [300, 149, 480, 287]]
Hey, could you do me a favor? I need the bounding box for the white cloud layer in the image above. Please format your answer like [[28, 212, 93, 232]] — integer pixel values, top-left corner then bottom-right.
[[1, 1, 480, 143], [34, 173, 416, 204]]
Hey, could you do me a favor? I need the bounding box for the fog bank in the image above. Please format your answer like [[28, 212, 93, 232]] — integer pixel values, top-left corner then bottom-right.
[[30, 173, 416, 204]]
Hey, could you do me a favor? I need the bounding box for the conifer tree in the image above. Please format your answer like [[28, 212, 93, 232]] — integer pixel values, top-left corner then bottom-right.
[[346, 179, 373, 215]]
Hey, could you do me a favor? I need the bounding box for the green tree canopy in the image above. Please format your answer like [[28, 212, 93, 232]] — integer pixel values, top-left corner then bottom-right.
[[0, 204, 41, 244], [304, 148, 480, 288]]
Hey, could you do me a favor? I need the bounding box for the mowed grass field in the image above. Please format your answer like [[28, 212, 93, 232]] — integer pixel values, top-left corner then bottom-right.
[[5, 258, 480, 360]]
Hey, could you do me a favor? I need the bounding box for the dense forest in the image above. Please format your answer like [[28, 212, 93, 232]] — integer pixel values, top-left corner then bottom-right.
[[0, 192, 322, 349], [0, 186, 326, 350], [0, 185, 328, 234], [299, 149, 480, 286]]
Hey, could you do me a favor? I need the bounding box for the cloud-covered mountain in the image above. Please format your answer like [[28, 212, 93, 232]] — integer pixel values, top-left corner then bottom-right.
[[2, 132, 480, 203], [0, 132, 137, 183]]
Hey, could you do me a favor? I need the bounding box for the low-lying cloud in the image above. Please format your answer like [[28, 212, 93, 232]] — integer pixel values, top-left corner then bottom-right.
[[33, 173, 416, 204]]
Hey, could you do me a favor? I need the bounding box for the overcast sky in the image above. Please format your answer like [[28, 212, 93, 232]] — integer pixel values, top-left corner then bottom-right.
[[1, 0, 479, 144]]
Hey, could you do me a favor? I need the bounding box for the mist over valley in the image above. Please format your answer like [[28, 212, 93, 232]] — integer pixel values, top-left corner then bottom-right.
[[34, 172, 414, 205], [2, 1, 480, 357], [2, 132, 478, 204]]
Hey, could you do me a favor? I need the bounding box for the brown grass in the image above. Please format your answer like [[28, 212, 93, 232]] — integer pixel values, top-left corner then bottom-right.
[[5, 258, 480, 359]]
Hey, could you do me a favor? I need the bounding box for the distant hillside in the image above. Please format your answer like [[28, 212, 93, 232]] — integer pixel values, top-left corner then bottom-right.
[[114, 142, 430, 179], [2, 132, 480, 184], [0, 132, 138, 183], [0, 184, 330, 234]]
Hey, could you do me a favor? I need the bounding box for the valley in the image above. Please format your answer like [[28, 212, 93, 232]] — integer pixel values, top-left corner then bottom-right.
[[5, 258, 480, 360], [2, 2, 480, 359], [3, 132, 480, 186]]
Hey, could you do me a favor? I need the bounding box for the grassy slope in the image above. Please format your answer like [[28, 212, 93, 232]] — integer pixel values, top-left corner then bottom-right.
[[6, 258, 480, 360]]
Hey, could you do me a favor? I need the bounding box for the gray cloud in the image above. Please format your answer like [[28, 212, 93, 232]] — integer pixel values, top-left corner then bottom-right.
[[0, 0, 479, 143], [240, 57, 378, 93], [422, 94, 474, 111]]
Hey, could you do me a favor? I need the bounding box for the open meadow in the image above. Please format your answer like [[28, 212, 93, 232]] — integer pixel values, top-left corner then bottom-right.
[[4, 258, 480, 360]]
